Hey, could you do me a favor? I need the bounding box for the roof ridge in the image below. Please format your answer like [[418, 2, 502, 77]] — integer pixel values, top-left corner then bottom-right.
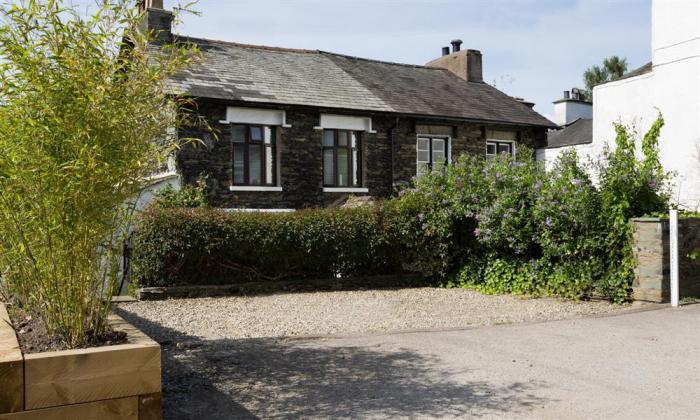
[[319, 50, 442, 70], [176, 35, 318, 54], [175, 36, 448, 70]]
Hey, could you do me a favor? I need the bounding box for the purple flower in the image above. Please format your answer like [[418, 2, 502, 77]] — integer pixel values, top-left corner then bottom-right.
[[474, 228, 481, 236], [417, 213, 425, 221], [545, 217, 553, 227], [572, 178, 584, 186]]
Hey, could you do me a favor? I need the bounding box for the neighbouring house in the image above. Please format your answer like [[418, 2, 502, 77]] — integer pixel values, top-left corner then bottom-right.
[[538, 0, 700, 210], [140, 0, 555, 210]]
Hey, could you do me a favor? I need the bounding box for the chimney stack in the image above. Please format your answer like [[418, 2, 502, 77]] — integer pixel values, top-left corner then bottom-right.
[[466, 49, 482, 83], [425, 40, 484, 83], [138, 0, 173, 42], [552, 87, 593, 125]]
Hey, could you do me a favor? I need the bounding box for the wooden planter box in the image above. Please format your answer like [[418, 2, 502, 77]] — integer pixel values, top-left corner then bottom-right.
[[0, 303, 161, 419]]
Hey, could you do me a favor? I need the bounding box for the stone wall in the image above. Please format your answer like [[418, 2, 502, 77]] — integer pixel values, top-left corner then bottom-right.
[[176, 100, 547, 209], [632, 217, 700, 302]]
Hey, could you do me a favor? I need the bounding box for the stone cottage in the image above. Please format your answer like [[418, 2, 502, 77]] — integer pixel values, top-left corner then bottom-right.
[[140, 0, 555, 210]]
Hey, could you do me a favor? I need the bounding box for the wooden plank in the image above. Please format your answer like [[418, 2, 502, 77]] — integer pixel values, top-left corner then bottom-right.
[[23, 314, 161, 410], [0, 396, 138, 420], [0, 303, 23, 414], [138, 393, 162, 420]]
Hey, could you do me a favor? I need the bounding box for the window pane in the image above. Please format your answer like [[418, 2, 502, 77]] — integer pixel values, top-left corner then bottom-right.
[[249, 145, 262, 185], [338, 131, 348, 146], [417, 150, 430, 163], [232, 126, 246, 143], [432, 139, 445, 166], [417, 137, 430, 152], [250, 126, 263, 142], [323, 130, 334, 147], [486, 143, 497, 155], [265, 146, 274, 185], [233, 144, 245, 184], [337, 148, 349, 186], [352, 150, 359, 186], [264, 127, 274, 145], [351, 132, 358, 148], [323, 149, 334, 185], [417, 137, 430, 164], [498, 143, 512, 155]]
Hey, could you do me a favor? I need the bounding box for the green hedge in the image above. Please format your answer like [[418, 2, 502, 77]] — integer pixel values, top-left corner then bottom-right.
[[131, 201, 466, 287]]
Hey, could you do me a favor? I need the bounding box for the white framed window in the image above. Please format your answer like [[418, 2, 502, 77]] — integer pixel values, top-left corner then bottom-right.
[[486, 130, 517, 158], [486, 140, 515, 157], [323, 129, 362, 188], [417, 135, 450, 175], [231, 124, 278, 187]]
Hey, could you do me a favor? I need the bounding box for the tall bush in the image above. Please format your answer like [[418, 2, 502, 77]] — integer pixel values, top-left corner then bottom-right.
[[409, 116, 669, 302], [0, 0, 200, 347], [596, 115, 669, 301]]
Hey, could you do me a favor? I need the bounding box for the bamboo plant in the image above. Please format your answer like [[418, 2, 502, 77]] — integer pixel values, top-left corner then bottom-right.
[[0, 0, 201, 347]]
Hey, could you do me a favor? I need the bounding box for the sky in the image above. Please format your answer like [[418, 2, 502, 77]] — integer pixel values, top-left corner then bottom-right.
[[83, 0, 653, 118]]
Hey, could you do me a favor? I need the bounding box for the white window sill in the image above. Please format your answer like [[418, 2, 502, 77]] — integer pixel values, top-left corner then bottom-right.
[[229, 186, 283, 192], [322, 187, 369, 193]]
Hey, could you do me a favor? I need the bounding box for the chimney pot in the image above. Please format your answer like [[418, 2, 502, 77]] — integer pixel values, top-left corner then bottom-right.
[[441, 46, 450, 56], [450, 39, 462, 53], [563, 90, 570, 99], [141, 0, 164, 9]]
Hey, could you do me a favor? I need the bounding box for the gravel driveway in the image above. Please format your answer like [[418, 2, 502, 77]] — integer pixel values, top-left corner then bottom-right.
[[116, 288, 627, 340], [113, 289, 649, 419]]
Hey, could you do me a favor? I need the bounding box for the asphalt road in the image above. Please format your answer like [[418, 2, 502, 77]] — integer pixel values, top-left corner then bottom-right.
[[118, 303, 700, 419]]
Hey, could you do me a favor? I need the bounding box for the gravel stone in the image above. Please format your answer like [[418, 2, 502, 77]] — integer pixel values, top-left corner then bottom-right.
[[116, 288, 628, 341]]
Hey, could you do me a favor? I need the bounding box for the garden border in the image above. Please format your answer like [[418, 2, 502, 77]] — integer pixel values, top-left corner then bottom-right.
[[0, 303, 161, 419]]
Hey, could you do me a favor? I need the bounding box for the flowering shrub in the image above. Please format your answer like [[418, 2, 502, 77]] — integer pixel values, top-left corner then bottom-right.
[[406, 115, 669, 302]]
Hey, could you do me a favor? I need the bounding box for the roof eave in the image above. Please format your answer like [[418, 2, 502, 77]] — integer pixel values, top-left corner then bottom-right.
[[173, 94, 556, 129]]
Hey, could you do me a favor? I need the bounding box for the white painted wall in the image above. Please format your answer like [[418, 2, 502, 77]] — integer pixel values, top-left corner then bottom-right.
[[539, 0, 700, 210]]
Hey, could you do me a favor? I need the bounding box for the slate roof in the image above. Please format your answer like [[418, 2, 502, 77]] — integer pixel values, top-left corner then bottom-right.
[[545, 118, 592, 148], [158, 37, 555, 128]]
